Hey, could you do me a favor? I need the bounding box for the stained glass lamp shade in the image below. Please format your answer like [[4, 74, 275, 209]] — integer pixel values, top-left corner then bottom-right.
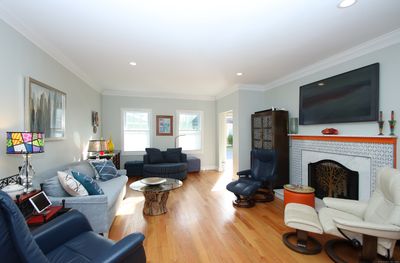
[[6, 132, 44, 193], [7, 132, 44, 154]]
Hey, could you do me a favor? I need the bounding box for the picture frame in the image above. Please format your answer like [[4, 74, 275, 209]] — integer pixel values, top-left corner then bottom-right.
[[25, 77, 66, 140], [156, 115, 173, 136]]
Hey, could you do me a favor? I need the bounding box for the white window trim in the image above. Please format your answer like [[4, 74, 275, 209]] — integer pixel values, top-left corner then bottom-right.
[[121, 108, 152, 155], [176, 110, 204, 154]]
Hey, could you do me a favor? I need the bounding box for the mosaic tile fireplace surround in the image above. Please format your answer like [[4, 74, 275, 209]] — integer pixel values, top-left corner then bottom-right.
[[275, 135, 397, 205]]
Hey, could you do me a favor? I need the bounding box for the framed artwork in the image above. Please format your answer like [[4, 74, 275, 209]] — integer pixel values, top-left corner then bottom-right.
[[92, 111, 99, 133], [156, 115, 173, 136], [25, 77, 66, 140]]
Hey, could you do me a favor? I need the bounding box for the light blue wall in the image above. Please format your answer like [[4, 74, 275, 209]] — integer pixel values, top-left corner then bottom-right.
[[102, 95, 217, 169], [0, 19, 101, 178], [263, 43, 400, 165]]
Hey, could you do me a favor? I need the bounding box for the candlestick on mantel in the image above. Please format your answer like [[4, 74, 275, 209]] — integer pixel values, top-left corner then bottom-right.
[[379, 111, 383, 121], [391, 110, 394, 121]]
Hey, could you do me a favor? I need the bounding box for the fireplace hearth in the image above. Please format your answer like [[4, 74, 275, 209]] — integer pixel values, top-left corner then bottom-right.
[[308, 159, 359, 200]]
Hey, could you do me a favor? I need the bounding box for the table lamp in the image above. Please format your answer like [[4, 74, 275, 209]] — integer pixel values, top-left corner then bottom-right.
[[6, 132, 44, 193], [88, 139, 108, 158]]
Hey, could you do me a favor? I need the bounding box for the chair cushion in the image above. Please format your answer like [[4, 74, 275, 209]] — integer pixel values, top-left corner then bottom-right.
[[143, 163, 187, 174], [319, 207, 363, 237], [165, 148, 182, 163], [42, 176, 69, 197], [57, 171, 88, 197], [226, 178, 262, 197], [46, 231, 114, 263], [284, 203, 323, 234], [89, 160, 119, 181], [145, 148, 164, 163], [71, 170, 104, 195]]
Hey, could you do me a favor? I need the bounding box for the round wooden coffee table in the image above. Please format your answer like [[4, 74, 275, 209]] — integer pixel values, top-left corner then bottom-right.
[[129, 178, 182, 216]]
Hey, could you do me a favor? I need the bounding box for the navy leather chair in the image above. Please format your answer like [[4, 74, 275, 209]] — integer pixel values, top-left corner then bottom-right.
[[226, 149, 277, 207], [0, 190, 146, 263]]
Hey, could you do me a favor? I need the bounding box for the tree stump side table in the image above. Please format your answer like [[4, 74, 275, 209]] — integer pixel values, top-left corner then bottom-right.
[[129, 178, 182, 216]]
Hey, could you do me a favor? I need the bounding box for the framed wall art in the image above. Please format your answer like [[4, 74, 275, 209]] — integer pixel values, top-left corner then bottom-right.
[[156, 115, 173, 136], [25, 77, 66, 140]]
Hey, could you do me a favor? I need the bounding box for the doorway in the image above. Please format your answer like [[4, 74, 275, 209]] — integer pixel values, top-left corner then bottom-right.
[[218, 110, 233, 173]]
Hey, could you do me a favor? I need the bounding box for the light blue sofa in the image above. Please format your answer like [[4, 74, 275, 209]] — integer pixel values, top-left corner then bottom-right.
[[33, 160, 127, 234]]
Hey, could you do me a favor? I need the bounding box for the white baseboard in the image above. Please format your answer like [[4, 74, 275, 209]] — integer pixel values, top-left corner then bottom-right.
[[201, 165, 218, 171]]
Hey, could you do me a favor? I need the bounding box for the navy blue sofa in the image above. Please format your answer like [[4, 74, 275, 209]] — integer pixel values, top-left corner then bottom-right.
[[0, 190, 146, 263], [143, 148, 187, 180]]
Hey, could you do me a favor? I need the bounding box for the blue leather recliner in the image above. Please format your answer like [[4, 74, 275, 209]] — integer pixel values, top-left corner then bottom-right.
[[0, 190, 146, 263], [226, 149, 277, 207]]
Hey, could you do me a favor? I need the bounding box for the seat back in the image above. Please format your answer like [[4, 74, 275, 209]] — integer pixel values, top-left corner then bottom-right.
[[364, 167, 400, 226], [0, 191, 49, 263], [251, 149, 277, 182]]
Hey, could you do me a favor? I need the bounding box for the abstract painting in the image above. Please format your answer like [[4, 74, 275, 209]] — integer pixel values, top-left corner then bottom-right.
[[156, 115, 173, 136], [26, 77, 66, 140]]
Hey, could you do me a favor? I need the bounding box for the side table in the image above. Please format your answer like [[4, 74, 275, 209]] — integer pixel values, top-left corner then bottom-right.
[[284, 184, 315, 208]]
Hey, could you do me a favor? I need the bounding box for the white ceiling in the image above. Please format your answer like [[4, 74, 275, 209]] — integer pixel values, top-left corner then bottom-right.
[[1, 0, 400, 98]]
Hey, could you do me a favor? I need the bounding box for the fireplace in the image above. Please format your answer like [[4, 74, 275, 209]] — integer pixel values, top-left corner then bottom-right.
[[308, 160, 359, 200]]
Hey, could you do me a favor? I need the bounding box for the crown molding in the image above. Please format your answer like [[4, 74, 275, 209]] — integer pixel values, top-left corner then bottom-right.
[[102, 89, 216, 101], [215, 84, 264, 100], [264, 28, 400, 91], [0, 4, 101, 93]]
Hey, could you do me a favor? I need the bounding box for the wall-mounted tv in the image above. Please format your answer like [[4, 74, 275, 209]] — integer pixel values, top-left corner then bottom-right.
[[299, 63, 379, 125]]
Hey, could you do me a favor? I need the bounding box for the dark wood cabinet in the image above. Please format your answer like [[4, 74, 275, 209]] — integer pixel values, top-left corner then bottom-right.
[[251, 110, 289, 189]]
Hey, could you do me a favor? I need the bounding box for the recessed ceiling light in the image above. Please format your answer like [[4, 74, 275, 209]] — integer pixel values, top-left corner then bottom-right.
[[236, 72, 243, 76], [318, 82, 325, 86], [129, 61, 137, 66], [338, 0, 357, 8]]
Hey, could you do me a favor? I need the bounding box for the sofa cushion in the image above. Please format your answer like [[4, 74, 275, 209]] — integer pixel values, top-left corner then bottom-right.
[[165, 148, 182, 163], [71, 170, 104, 196], [97, 175, 128, 209], [57, 171, 88, 197], [143, 163, 187, 174], [42, 175, 69, 197], [145, 148, 164, 164], [89, 160, 119, 181]]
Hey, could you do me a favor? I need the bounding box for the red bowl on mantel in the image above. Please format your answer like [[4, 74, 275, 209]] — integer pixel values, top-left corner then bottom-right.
[[321, 128, 339, 135]]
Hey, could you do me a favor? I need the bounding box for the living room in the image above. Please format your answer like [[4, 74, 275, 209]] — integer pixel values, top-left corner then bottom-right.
[[1, 1, 400, 262]]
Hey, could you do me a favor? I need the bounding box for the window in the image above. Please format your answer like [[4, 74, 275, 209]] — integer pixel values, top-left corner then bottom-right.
[[122, 109, 151, 152], [177, 111, 203, 151]]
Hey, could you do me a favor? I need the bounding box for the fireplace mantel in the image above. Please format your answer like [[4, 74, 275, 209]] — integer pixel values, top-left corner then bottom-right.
[[289, 134, 397, 144]]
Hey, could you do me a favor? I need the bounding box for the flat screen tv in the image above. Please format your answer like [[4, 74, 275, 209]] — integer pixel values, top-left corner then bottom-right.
[[299, 63, 379, 125]]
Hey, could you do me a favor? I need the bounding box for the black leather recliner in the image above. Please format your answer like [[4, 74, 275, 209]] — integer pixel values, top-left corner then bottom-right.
[[226, 149, 277, 207], [0, 190, 146, 263]]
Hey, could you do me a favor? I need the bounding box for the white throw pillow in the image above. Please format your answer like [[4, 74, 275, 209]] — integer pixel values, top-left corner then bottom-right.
[[57, 171, 88, 197]]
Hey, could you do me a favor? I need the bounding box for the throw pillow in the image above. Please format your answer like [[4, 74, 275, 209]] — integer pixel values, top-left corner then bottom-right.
[[165, 147, 182, 163], [42, 175, 69, 197], [145, 148, 164, 163], [57, 171, 88, 197], [71, 170, 104, 195], [90, 160, 119, 181]]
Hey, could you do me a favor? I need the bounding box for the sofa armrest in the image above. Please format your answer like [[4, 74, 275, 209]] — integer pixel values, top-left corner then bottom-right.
[[181, 153, 187, 163], [333, 218, 400, 240], [323, 197, 368, 218], [143, 154, 150, 164], [49, 195, 109, 233], [33, 210, 92, 254], [92, 233, 146, 263]]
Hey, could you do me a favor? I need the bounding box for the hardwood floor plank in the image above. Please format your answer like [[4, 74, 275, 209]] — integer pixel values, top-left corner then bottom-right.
[[109, 171, 399, 262]]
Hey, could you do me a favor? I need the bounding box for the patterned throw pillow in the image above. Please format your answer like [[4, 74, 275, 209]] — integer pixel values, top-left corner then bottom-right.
[[57, 171, 88, 197], [89, 160, 119, 181], [71, 170, 104, 195]]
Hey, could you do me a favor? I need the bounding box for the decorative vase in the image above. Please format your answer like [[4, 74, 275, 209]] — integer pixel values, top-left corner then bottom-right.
[[389, 120, 396, 136], [107, 136, 115, 153], [378, 121, 384, 135]]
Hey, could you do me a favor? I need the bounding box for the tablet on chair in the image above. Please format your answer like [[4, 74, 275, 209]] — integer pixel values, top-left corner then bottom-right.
[[29, 191, 52, 214]]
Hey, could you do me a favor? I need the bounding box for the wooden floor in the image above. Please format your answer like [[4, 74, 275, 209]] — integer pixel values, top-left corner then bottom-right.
[[109, 171, 399, 263]]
